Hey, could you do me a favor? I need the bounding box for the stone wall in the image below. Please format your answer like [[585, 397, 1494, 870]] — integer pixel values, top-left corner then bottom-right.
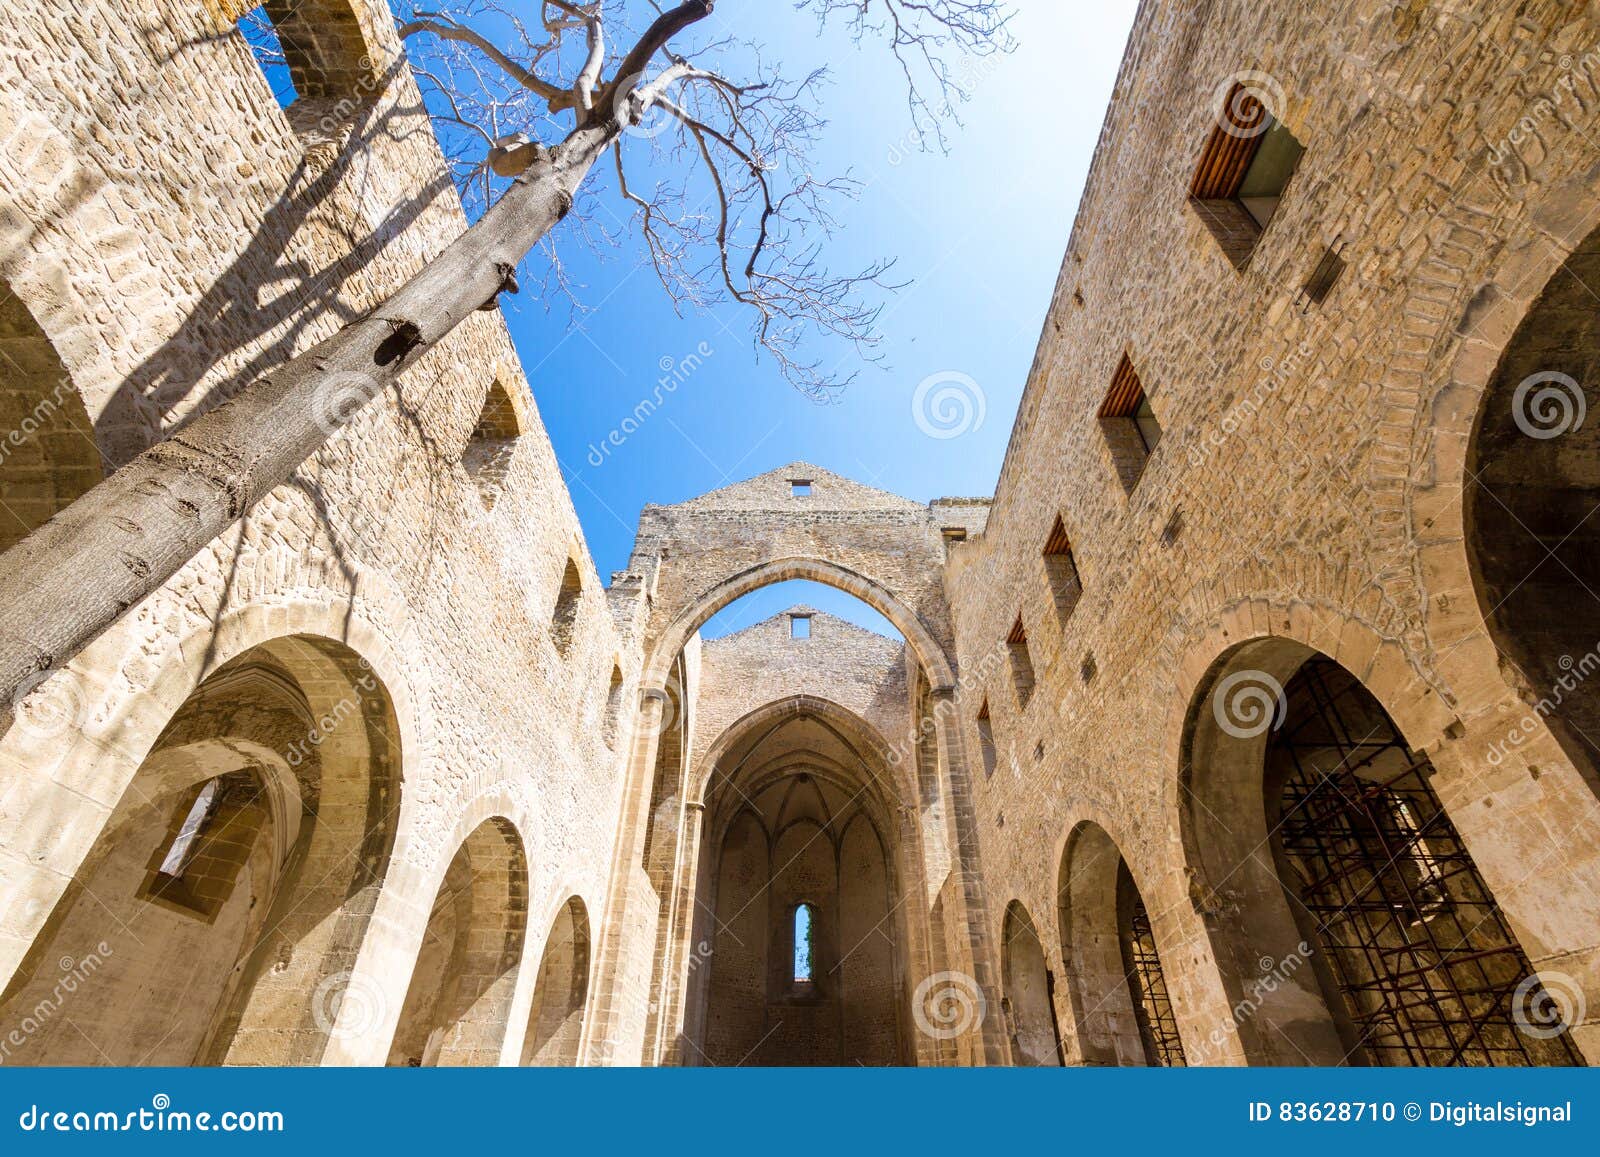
[[0, 0, 632, 1066], [945, 0, 1600, 1063], [7, 0, 1600, 1070]]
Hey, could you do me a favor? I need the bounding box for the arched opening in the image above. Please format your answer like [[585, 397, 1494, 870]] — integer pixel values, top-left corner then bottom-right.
[[621, 557, 970, 1065], [550, 558, 583, 656], [1184, 642, 1582, 1065], [0, 635, 401, 1065], [1467, 222, 1600, 793], [238, 1, 378, 107], [793, 902, 815, 986], [0, 282, 102, 553], [685, 703, 908, 1066], [522, 897, 591, 1066], [697, 579, 902, 641], [1002, 901, 1060, 1066], [387, 817, 528, 1066], [642, 557, 955, 692], [1056, 822, 1182, 1065], [462, 379, 522, 511]]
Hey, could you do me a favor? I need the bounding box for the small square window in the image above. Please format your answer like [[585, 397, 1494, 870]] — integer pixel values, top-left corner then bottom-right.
[[790, 614, 812, 639], [1099, 355, 1161, 494], [1043, 516, 1083, 625], [976, 700, 997, 779], [1006, 616, 1034, 709], [790, 480, 812, 497], [1189, 83, 1306, 270]]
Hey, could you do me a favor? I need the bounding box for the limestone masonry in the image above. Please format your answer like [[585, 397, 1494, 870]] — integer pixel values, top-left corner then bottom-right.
[[2, 0, 1600, 1066]]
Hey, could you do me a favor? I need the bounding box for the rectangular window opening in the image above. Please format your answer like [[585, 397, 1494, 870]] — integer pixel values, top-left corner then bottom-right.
[[790, 479, 812, 498], [1099, 356, 1160, 494], [793, 903, 815, 985], [1043, 516, 1082, 624], [1007, 616, 1035, 709], [976, 700, 997, 779], [158, 779, 223, 879], [790, 614, 812, 639], [1189, 83, 1306, 271]]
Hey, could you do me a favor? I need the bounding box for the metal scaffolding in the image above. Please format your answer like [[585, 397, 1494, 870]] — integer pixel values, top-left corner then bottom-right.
[[1119, 864, 1187, 1067], [1269, 660, 1581, 1066]]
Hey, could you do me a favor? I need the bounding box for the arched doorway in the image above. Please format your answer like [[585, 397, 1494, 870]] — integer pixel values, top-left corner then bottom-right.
[[1002, 900, 1061, 1065], [1467, 223, 1600, 791], [1056, 821, 1185, 1066], [1185, 642, 1582, 1065], [386, 817, 528, 1066], [684, 703, 908, 1066], [522, 896, 591, 1065], [0, 634, 402, 1064]]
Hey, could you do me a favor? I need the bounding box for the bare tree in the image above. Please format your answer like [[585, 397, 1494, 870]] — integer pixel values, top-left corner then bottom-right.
[[0, 0, 1010, 710]]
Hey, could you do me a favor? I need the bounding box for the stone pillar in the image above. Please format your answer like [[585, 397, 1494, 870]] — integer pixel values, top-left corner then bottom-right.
[[652, 799, 706, 1066], [582, 687, 667, 1065], [929, 686, 1006, 1065]]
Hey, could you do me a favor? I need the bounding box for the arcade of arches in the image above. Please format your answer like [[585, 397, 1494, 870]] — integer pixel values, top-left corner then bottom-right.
[[6, 0, 1600, 1071]]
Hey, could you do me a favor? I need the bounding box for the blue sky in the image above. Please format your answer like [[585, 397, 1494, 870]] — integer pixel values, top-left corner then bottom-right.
[[328, 3, 1135, 635], [495, 1, 1138, 632]]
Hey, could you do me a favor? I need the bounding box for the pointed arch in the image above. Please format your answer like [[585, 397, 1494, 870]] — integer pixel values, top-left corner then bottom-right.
[[643, 557, 955, 692]]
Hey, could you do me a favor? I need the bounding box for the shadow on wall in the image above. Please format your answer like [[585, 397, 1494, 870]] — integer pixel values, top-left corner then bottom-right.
[[89, 25, 447, 466]]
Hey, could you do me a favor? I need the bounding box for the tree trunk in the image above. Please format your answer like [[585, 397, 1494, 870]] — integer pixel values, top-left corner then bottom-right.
[[0, 123, 614, 711]]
